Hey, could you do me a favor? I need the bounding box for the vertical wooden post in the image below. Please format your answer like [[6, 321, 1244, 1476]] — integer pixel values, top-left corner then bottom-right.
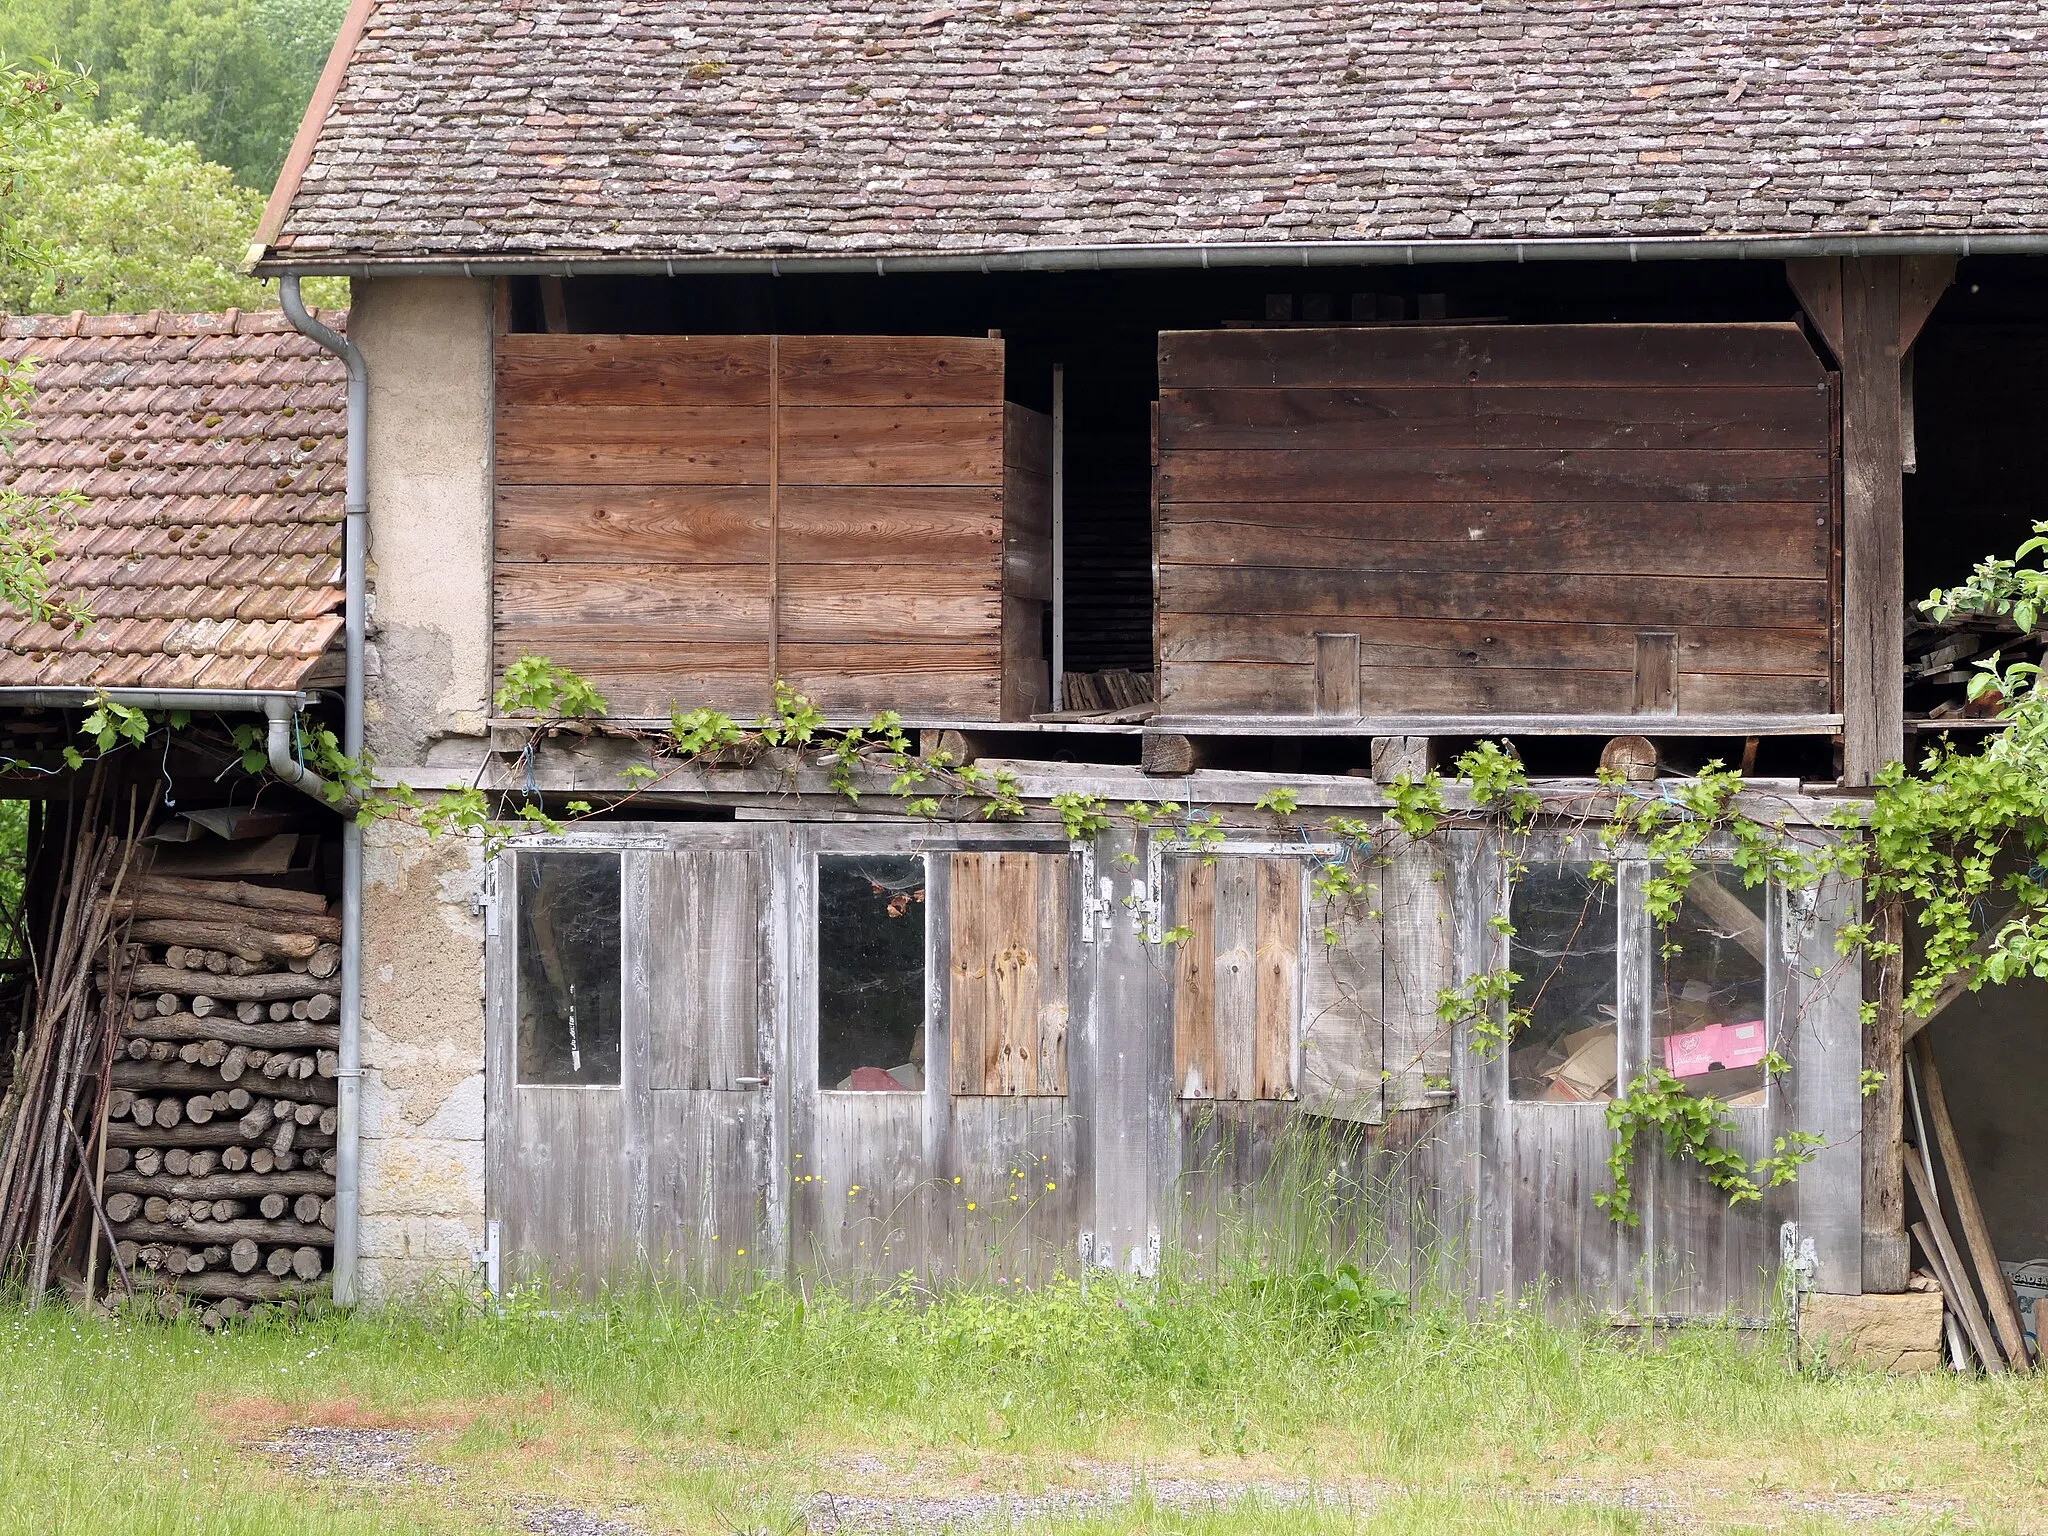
[[766, 335, 781, 695], [1051, 364, 1065, 711], [1786, 255, 1953, 1294]]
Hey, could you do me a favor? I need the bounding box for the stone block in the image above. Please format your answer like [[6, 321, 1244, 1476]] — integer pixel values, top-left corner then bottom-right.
[[1799, 1290, 1946, 1374]]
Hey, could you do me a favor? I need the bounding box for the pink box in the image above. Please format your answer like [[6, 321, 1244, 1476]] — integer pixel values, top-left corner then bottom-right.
[[1663, 1020, 1768, 1078]]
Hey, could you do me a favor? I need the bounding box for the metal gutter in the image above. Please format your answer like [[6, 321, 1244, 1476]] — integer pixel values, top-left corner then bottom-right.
[[254, 231, 2048, 280], [279, 275, 367, 1310]]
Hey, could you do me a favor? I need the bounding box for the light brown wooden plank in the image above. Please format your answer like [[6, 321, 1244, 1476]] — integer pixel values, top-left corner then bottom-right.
[[775, 650, 1001, 716], [777, 564, 1002, 643], [1253, 858, 1299, 1101], [497, 404, 769, 485], [496, 334, 773, 407], [1158, 502, 1831, 579], [1035, 855, 1070, 1097], [989, 853, 1041, 1096], [1158, 324, 1827, 390], [1158, 385, 1829, 452], [1158, 447, 1831, 505], [778, 406, 1004, 486], [1172, 859, 1216, 1101], [1158, 567, 1832, 629], [949, 853, 992, 1096], [776, 335, 1006, 407], [496, 563, 770, 640], [1212, 858, 1259, 1103], [1159, 661, 1833, 716], [1161, 613, 1833, 677]]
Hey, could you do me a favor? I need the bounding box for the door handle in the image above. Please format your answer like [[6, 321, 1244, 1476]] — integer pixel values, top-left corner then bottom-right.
[[734, 1076, 770, 1088]]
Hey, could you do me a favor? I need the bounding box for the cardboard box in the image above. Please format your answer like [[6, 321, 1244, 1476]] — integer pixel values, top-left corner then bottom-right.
[[1663, 1020, 1767, 1078], [1550, 1028, 1618, 1100]]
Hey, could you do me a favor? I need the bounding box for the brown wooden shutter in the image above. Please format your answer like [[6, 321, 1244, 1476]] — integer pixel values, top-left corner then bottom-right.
[[947, 852, 1070, 1095], [1169, 855, 1301, 1101]]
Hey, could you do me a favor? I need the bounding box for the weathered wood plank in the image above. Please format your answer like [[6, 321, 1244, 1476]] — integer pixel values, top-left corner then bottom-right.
[[1159, 324, 1827, 390], [1253, 859, 1299, 1100], [1158, 502, 1831, 579], [495, 484, 1004, 567], [1300, 863, 1384, 1126], [776, 335, 1006, 407], [1172, 859, 1217, 1100], [778, 407, 1004, 486], [1211, 859, 1259, 1102], [1158, 447, 1831, 506], [990, 853, 1042, 1095], [949, 853, 992, 1095], [647, 851, 759, 1091], [1158, 385, 1830, 452], [1162, 614, 1834, 677], [1159, 567, 1833, 629], [1160, 661, 1834, 718], [497, 405, 769, 485], [496, 334, 773, 408], [1382, 841, 1453, 1113], [1035, 854, 1071, 1097]]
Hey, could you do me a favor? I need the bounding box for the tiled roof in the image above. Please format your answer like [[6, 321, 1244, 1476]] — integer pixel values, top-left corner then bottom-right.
[[265, 1, 2048, 265], [0, 311, 347, 691]]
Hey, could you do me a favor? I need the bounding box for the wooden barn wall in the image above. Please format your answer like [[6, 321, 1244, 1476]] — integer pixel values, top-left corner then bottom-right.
[[494, 334, 1050, 720], [1154, 324, 1838, 719], [486, 822, 1861, 1315]]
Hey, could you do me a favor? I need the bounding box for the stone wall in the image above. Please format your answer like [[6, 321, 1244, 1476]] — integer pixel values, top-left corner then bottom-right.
[[351, 275, 496, 1300]]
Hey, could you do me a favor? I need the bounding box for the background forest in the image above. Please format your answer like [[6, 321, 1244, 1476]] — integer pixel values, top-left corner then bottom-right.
[[0, 0, 348, 312]]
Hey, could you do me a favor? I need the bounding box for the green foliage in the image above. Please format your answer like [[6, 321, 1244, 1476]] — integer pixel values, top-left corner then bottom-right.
[[1596, 1068, 1822, 1225], [0, 359, 88, 627], [1254, 787, 1298, 816], [0, 0, 349, 187], [0, 112, 298, 313], [493, 656, 611, 720], [1050, 792, 1109, 841], [1452, 740, 1538, 829], [1385, 771, 1446, 839], [1249, 1262, 1408, 1338], [1435, 967, 1527, 1058]]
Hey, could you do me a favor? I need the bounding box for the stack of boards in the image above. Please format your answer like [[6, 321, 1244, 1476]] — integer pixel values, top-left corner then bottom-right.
[[96, 871, 341, 1324]]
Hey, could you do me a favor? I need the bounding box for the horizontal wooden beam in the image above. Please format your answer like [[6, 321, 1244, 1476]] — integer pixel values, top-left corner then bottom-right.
[[1146, 713, 1842, 737]]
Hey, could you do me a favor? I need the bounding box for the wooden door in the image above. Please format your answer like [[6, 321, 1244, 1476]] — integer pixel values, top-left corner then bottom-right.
[[788, 826, 1081, 1287], [486, 826, 784, 1295]]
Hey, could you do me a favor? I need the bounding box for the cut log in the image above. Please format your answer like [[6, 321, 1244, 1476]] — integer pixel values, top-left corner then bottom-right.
[[143, 1197, 170, 1224], [268, 1003, 291, 1022], [124, 1012, 336, 1051], [156, 1096, 182, 1129], [191, 996, 218, 1018], [291, 1247, 324, 1282], [305, 994, 336, 1023], [164, 945, 187, 969], [112, 1217, 334, 1247], [147, 1040, 177, 1062], [266, 1247, 293, 1277], [164, 1148, 191, 1177], [221, 1045, 248, 1082], [318, 1107, 337, 1136], [114, 1061, 336, 1105], [251, 1149, 274, 1174], [225, 1087, 250, 1113], [307, 943, 340, 979], [292, 1102, 319, 1128], [154, 993, 178, 1016], [189, 1150, 217, 1177], [114, 894, 340, 941], [125, 1037, 149, 1059], [290, 1000, 309, 1021], [316, 1050, 337, 1080], [105, 1172, 334, 1200], [125, 965, 338, 1003], [184, 1095, 215, 1124], [163, 1271, 329, 1303], [260, 1193, 287, 1219], [222, 1146, 247, 1172], [104, 1192, 140, 1223], [108, 1089, 134, 1121], [230, 1237, 259, 1274], [197, 1040, 227, 1068], [275, 1150, 299, 1172], [104, 1147, 132, 1173], [288, 957, 309, 975], [133, 1148, 161, 1176], [236, 1000, 264, 1023], [272, 1120, 296, 1155], [319, 1197, 335, 1230], [127, 920, 319, 964], [204, 950, 228, 974], [178, 1042, 202, 1064], [293, 1193, 323, 1225], [107, 1122, 334, 1150], [137, 875, 330, 917]]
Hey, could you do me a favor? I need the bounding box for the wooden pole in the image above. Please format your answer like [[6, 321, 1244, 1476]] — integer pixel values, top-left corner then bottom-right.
[[1910, 1221, 1983, 1371], [1862, 893, 1908, 1291], [1913, 1033, 2032, 1367], [1905, 1158, 2004, 1371], [1051, 362, 1066, 711]]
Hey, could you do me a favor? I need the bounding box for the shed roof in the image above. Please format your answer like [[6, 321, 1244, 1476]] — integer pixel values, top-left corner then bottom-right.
[[0, 310, 346, 692], [259, 0, 2048, 269]]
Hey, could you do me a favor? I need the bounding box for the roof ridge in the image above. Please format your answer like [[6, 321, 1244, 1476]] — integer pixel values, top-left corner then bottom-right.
[[1, 309, 349, 340]]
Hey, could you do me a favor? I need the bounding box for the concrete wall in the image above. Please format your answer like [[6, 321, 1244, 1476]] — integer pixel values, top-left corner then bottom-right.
[[352, 275, 496, 1300]]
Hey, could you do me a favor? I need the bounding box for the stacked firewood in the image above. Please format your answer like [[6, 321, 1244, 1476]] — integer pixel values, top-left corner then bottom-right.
[[96, 873, 340, 1322]]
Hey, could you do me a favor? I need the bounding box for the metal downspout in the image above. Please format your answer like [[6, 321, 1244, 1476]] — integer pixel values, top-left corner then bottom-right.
[[280, 275, 367, 1308]]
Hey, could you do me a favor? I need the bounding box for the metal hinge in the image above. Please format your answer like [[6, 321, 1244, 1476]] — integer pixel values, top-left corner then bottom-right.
[[474, 1218, 502, 1297], [1076, 841, 1113, 943], [1781, 883, 1820, 964], [475, 859, 501, 936]]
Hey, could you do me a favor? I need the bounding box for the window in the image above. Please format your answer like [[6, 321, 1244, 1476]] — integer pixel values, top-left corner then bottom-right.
[[818, 854, 927, 1091], [515, 851, 622, 1086], [1508, 860, 1619, 1103], [1653, 865, 1769, 1106]]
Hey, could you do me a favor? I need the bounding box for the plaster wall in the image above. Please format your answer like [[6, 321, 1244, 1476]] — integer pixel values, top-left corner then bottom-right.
[[352, 275, 495, 775], [350, 274, 496, 1300]]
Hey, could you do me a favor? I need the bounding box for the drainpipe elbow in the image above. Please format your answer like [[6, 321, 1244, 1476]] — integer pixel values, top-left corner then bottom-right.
[[263, 695, 353, 813]]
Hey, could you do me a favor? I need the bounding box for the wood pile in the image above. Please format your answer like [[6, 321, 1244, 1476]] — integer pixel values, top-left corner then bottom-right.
[[94, 871, 339, 1323], [1058, 669, 1155, 714]]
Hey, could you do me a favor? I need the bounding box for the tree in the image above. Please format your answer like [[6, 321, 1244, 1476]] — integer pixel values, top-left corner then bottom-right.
[[0, 0, 348, 189], [0, 114, 273, 313]]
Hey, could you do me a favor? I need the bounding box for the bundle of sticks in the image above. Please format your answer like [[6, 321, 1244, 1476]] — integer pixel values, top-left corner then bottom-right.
[[94, 870, 340, 1324], [0, 773, 150, 1296]]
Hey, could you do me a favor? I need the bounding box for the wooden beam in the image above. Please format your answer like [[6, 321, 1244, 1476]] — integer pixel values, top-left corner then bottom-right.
[[1786, 257, 1953, 786], [1914, 1034, 2032, 1367], [1862, 893, 1908, 1292], [537, 276, 569, 335]]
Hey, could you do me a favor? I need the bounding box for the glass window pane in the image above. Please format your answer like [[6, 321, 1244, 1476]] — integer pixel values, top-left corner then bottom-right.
[[516, 851, 622, 1086], [1654, 866, 1769, 1105], [818, 854, 927, 1092], [1509, 861, 1619, 1103]]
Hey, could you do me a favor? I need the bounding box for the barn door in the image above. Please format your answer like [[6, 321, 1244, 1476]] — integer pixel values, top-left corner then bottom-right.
[[788, 828, 1080, 1286], [486, 827, 783, 1294]]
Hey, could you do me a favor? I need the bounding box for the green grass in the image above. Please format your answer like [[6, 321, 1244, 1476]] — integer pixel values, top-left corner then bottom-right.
[[0, 1272, 2044, 1533]]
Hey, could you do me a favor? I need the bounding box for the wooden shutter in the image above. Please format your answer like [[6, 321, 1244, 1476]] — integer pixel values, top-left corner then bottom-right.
[[495, 333, 1049, 720], [1169, 855, 1300, 1101], [1155, 323, 1834, 719], [947, 852, 1070, 1095]]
